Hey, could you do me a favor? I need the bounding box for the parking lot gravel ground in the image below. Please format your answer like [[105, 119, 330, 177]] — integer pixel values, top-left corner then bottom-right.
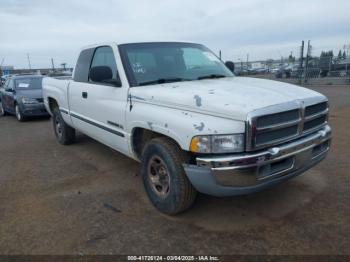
[[0, 84, 349, 255]]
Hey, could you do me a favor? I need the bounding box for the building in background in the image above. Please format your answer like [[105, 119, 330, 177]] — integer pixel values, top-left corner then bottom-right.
[[0, 65, 15, 76]]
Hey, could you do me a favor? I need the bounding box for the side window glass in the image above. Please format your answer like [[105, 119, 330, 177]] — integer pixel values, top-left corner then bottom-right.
[[3, 79, 9, 89], [90, 46, 120, 84], [7, 80, 14, 90]]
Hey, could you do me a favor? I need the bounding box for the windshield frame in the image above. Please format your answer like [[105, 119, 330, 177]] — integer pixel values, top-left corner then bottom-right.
[[118, 42, 233, 87]]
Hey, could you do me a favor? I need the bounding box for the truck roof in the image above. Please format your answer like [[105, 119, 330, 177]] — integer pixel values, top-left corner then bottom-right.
[[80, 40, 199, 50]]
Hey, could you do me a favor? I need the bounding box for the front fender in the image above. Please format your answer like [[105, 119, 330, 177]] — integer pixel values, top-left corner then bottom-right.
[[126, 101, 246, 151]]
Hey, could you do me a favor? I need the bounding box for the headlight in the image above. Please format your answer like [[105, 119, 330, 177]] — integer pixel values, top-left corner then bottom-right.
[[21, 97, 38, 104], [190, 134, 245, 153]]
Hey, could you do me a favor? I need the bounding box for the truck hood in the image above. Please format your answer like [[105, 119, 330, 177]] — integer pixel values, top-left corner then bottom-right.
[[130, 77, 326, 121]]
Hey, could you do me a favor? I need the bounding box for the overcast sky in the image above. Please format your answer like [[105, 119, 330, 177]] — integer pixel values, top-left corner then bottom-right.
[[0, 0, 349, 69]]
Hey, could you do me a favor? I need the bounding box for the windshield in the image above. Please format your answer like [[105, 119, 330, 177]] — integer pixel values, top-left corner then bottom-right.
[[15, 78, 43, 90], [119, 42, 234, 87]]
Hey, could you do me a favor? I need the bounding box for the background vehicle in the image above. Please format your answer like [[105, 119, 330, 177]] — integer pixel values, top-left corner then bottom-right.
[[43, 41, 331, 215], [0, 76, 5, 87], [275, 66, 292, 78], [0, 75, 10, 87], [0, 75, 49, 121]]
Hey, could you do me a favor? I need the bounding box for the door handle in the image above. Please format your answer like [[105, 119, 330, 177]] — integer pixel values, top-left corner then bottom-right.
[[82, 92, 88, 99]]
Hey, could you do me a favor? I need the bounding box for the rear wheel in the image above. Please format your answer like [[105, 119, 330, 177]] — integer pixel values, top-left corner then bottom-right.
[[15, 104, 25, 122], [140, 137, 197, 215], [52, 107, 75, 145], [0, 101, 8, 116]]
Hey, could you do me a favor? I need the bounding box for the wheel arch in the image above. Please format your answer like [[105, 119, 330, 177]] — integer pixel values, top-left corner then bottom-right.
[[47, 97, 59, 114], [130, 126, 186, 161]]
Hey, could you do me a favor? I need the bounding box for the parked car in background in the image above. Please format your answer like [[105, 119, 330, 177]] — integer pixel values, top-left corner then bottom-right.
[[233, 67, 247, 76], [0, 75, 10, 87], [275, 66, 292, 78], [270, 68, 279, 74], [0, 75, 49, 121]]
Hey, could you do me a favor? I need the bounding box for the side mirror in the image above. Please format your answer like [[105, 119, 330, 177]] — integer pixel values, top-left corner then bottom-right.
[[225, 61, 235, 73], [89, 66, 121, 87]]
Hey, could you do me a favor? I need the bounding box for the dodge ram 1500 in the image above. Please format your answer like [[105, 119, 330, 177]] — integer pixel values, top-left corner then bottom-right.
[[43, 41, 331, 214]]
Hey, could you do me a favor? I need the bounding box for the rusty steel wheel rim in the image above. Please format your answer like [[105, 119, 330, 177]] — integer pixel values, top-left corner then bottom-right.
[[147, 155, 171, 198], [55, 115, 63, 139]]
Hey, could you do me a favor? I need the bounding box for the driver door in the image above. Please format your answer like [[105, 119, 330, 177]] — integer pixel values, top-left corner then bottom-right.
[[2, 79, 16, 113], [68, 45, 129, 155]]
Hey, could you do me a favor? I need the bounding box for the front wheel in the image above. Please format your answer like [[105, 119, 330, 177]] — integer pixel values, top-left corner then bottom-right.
[[52, 107, 76, 145], [140, 137, 197, 215], [15, 104, 25, 122], [0, 101, 8, 116]]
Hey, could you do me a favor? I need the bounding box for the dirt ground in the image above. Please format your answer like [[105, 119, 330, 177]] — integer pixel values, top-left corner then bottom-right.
[[0, 85, 349, 255]]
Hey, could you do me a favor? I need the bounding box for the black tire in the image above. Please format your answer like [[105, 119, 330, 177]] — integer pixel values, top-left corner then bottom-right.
[[15, 104, 26, 122], [0, 101, 8, 116], [52, 107, 75, 145], [141, 137, 197, 215]]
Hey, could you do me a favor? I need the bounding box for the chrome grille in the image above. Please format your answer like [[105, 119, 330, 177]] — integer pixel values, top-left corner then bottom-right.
[[303, 101, 329, 134], [303, 115, 327, 132], [256, 125, 299, 146], [305, 102, 327, 117], [247, 99, 328, 151], [257, 109, 300, 127]]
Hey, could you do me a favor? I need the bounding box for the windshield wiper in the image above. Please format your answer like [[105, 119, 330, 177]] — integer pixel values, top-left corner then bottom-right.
[[138, 78, 190, 86], [197, 74, 227, 80]]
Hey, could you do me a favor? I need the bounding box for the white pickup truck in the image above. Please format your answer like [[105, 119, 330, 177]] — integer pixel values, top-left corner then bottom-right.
[[43, 41, 331, 214]]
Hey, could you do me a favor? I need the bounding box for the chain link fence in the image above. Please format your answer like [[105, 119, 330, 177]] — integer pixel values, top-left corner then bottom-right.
[[235, 56, 350, 85]]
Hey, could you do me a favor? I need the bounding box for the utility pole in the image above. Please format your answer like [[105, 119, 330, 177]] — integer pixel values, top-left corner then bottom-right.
[[299, 40, 304, 84], [304, 40, 311, 83], [61, 63, 67, 71], [51, 58, 55, 71], [277, 50, 284, 67], [344, 44, 350, 76], [328, 54, 332, 73], [219, 50, 222, 60], [27, 53, 32, 70], [246, 53, 249, 69], [238, 58, 243, 70], [0, 57, 4, 76]]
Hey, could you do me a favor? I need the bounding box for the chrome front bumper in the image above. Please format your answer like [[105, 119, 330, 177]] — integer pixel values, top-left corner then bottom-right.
[[184, 125, 331, 196]]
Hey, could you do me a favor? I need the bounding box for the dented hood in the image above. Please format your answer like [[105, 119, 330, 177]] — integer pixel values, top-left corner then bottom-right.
[[129, 77, 326, 121]]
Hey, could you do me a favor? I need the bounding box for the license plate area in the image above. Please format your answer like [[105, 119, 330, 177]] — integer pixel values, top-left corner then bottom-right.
[[257, 156, 295, 181]]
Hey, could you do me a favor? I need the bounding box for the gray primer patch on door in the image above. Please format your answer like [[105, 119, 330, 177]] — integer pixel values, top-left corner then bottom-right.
[[194, 122, 205, 131], [193, 95, 202, 107]]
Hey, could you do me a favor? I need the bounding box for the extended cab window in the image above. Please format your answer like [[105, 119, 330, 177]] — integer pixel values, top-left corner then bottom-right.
[[89, 46, 120, 84], [74, 48, 94, 82]]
